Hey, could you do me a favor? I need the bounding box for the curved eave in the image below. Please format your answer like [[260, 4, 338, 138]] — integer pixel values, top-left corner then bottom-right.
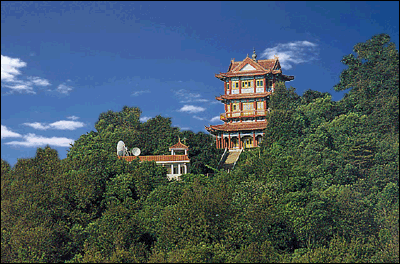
[[282, 74, 295, 81], [215, 69, 288, 79], [215, 73, 227, 81], [216, 92, 272, 101], [205, 121, 268, 133], [218, 71, 268, 78]]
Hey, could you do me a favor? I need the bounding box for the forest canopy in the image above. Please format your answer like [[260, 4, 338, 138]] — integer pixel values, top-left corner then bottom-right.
[[1, 34, 399, 263]]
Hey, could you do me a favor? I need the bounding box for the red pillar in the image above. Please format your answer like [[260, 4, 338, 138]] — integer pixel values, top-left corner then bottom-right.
[[240, 102, 243, 121], [228, 134, 231, 149], [239, 79, 242, 94], [263, 77, 266, 93], [253, 132, 256, 147], [253, 78, 256, 93], [216, 136, 218, 149], [239, 132, 242, 149], [224, 81, 227, 95]]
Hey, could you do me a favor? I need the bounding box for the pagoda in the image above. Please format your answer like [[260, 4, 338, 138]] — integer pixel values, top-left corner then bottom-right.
[[205, 49, 294, 149]]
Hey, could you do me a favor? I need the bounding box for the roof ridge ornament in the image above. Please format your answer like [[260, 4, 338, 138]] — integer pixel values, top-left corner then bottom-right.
[[252, 48, 257, 61], [274, 55, 279, 60]]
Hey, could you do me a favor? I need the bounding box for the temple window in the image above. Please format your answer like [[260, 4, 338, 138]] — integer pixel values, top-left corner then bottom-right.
[[243, 102, 254, 111], [231, 81, 239, 94], [242, 81, 252, 88]]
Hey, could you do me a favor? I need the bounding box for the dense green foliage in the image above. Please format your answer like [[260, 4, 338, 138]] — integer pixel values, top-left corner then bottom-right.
[[1, 34, 398, 263]]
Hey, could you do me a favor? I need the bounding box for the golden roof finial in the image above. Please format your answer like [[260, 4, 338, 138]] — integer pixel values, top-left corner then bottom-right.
[[274, 55, 279, 60]]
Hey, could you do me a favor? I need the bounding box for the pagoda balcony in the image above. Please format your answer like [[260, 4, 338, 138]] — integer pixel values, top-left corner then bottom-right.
[[220, 110, 267, 120], [227, 87, 267, 95]]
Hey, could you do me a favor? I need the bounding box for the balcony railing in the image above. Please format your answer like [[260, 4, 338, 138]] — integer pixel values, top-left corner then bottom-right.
[[227, 87, 268, 95], [220, 110, 267, 120], [256, 87, 264, 93], [241, 88, 253, 93]]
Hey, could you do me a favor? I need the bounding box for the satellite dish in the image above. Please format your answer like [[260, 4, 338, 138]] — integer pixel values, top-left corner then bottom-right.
[[131, 147, 141, 156], [117, 141, 126, 156]]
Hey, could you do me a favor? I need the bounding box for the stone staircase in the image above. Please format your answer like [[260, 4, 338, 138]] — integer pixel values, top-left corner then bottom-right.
[[218, 149, 242, 171]]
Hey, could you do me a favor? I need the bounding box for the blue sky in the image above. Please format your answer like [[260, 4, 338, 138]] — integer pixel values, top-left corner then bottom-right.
[[1, 1, 399, 166]]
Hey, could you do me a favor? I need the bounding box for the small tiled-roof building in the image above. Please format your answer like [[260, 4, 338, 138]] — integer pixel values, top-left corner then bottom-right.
[[118, 139, 190, 180], [206, 49, 294, 149]]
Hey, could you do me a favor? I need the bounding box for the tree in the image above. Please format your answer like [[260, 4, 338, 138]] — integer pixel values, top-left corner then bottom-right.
[[335, 33, 399, 134], [270, 82, 301, 111], [180, 130, 224, 175]]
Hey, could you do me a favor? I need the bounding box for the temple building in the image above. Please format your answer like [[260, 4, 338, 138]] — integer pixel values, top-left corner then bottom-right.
[[206, 49, 294, 150], [118, 139, 190, 180]]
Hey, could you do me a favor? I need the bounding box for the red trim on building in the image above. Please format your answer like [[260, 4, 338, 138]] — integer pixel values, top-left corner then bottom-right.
[[169, 141, 189, 150], [216, 92, 272, 101], [205, 121, 268, 132], [118, 155, 190, 163]]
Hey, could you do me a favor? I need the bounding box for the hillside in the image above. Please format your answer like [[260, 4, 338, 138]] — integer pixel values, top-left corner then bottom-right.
[[1, 33, 398, 263]]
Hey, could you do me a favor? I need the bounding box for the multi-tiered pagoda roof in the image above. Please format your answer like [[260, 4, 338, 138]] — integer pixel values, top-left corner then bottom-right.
[[215, 56, 294, 81]]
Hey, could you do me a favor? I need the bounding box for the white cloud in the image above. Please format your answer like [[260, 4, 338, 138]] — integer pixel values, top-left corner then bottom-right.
[[23, 122, 48, 130], [2, 83, 35, 94], [178, 105, 206, 114], [66, 115, 80, 120], [1, 125, 22, 139], [48, 120, 85, 130], [173, 89, 209, 103], [210, 116, 221, 123], [261, 40, 319, 70], [4, 133, 74, 147], [1, 55, 27, 82], [194, 99, 209, 103], [56, 83, 73, 94], [1, 55, 52, 94], [140, 116, 151, 122], [132, 90, 150, 96], [23, 120, 85, 130], [28, 76, 51, 86], [193, 115, 206, 121]]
